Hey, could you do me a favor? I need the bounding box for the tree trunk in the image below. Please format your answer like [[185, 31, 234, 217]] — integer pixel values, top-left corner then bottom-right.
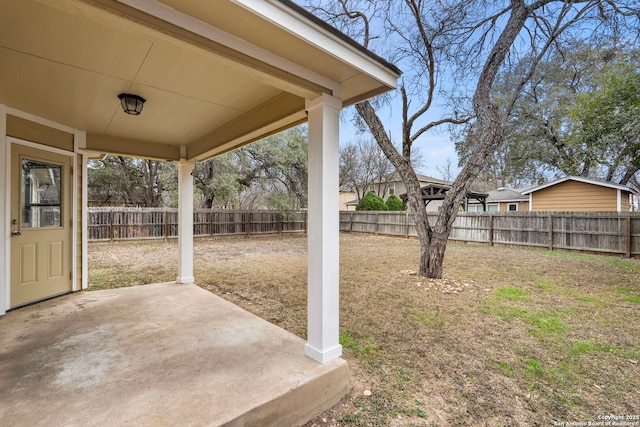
[[423, 0, 531, 278], [355, 0, 554, 279], [355, 101, 434, 276]]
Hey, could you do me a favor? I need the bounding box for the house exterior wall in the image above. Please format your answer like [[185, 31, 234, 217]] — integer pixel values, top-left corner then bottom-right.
[[1, 108, 83, 313], [467, 200, 529, 212], [7, 115, 75, 152], [531, 180, 619, 211], [621, 193, 631, 212], [499, 201, 529, 211], [339, 191, 356, 211]]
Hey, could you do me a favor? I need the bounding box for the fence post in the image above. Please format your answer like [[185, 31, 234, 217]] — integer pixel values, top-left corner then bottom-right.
[[246, 211, 251, 237], [163, 210, 168, 242], [109, 210, 114, 242], [209, 211, 214, 237], [278, 213, 283, 235], [548, 214, 554, 251], [405, 209, 409, 238], [349, 211, 354, 232], [626, 215, 632, 258], [489, 214, 494, 246], [375, 212, 379, 235], [304, 210, 308, 234]]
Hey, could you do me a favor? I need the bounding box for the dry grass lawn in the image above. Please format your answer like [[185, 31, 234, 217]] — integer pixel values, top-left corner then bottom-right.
[[88, 233, 640, 426]]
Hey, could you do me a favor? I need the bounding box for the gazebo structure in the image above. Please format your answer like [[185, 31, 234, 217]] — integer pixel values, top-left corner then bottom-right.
[[400, 182, 489, 211]]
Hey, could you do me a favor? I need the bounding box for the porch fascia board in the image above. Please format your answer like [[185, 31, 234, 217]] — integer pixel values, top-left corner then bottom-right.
[[237, 0, 401, 90], [189, 93, 307, 161], [85, 133, 182, 161]]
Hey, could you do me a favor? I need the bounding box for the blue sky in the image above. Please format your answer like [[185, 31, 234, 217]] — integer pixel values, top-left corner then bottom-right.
[[338, 103, 461, 180]]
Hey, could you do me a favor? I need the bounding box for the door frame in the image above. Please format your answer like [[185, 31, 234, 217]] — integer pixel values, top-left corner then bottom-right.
[[1, 106, 82, 315]]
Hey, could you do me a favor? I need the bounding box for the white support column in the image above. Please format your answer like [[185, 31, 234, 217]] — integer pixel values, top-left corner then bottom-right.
[[304, 93, 342, 363], [177, 159, 195, 284], [75, 131, 89, 290], [0, 105, 8, 315]]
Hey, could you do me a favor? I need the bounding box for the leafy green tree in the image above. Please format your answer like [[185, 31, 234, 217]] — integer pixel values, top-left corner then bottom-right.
[[245, 126, 308, 211], [88, 156, 171, 207], [192, 151, 253, 209], [90, 127, 309, 210], [567, 59, 640, 186], [191, 126, 308, 210], [385, 195, 405, 211], [356, 191, 387, 211], [456, 43, 640, 189]]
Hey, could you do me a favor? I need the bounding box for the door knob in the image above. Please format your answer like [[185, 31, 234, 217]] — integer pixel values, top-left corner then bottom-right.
[[11, 230, 22, 236]]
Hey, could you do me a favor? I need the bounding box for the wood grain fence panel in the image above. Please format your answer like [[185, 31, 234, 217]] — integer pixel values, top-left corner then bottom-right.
[[337, 210, 640, 257], [376, 212, 408, 235], [449, 213, 490, 243], [88, 209, 307, 241], [88, 209, 640, 257]]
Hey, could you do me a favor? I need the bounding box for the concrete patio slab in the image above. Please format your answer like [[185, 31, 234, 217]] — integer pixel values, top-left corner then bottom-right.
[[0, 283, 350, 426]]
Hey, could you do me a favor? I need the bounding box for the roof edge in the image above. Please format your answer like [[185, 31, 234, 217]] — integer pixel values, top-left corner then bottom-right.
[[522, 176, 636, 194], [276, 0, 402, 77]]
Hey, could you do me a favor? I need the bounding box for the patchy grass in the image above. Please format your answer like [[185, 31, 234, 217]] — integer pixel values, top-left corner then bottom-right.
[[410, 310, 444, 329], [88, 234, 640, 426], [492, 285, 530, 302]]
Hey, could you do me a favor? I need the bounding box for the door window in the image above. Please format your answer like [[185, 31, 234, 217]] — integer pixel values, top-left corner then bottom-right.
[[21, 159, 62, 228]]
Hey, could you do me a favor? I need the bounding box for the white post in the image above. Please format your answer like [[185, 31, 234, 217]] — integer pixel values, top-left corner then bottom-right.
[[0, 105, 7, 315], [305, 93, 342, 363], [617, 189, 622, 212], [177, 159, 195, 284]]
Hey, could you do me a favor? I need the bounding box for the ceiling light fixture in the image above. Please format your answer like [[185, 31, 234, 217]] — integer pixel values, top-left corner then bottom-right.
[[118, 93, 146, 115]]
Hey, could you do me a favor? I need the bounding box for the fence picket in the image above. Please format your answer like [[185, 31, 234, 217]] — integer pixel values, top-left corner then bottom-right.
[[88, 209, 640, 257], [88, 208, 307, 241], [337, 210, 639, 257]]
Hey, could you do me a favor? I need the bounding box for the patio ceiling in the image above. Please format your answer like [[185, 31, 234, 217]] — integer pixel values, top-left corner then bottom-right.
[[0, 0, 399, 161]]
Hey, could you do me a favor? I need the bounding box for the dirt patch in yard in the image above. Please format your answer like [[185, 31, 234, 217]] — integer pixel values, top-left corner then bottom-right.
[[89, 233, 640, 426]]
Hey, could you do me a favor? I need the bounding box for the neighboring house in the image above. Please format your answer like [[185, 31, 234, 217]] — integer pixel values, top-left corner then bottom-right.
[[521, 176, 637, 212], [467, 187, 530, 212], [373, 171, 451, 201], [343, 172, 451, 211], [339, 186, 358, 211]]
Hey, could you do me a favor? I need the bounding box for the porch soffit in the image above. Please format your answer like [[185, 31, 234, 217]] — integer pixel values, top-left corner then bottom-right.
[[0, 0, 399, 161]]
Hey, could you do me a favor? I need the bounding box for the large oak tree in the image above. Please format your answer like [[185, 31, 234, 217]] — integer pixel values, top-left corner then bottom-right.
[[303, 0, 640, 278]]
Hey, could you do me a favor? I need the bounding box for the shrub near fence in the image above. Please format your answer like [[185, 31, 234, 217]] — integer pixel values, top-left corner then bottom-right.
[[339, 210, 640, 258], [88, 208, 306, 241]]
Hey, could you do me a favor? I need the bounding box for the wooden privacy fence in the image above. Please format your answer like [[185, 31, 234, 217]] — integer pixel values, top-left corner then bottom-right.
[[340, 211, 640, 257], [88, 208, 307, 241]]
